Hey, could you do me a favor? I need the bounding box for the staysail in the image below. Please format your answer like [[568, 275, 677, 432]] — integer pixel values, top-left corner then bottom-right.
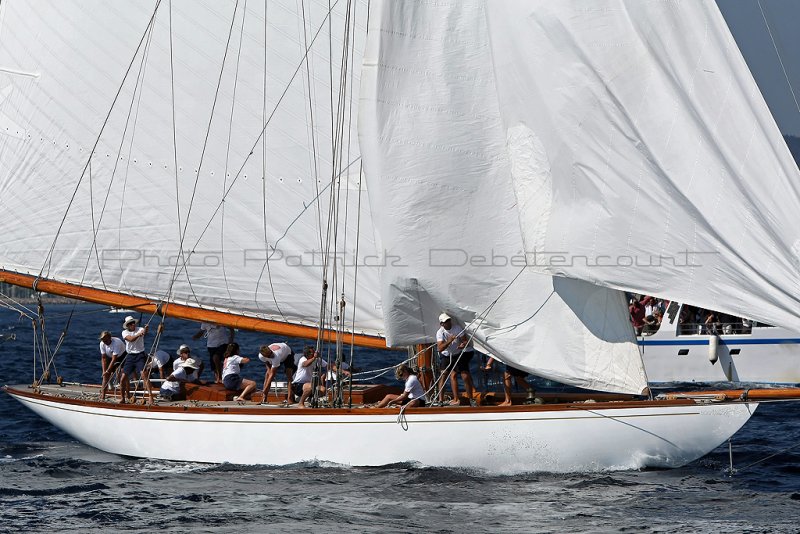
[[359, 0, 648, 394], [0, 0, 384, 340], [483, 0, 800, 331]]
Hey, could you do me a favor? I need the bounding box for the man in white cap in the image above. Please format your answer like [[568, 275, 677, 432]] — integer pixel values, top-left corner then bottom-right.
[[98, 330, 126, 401], [120, 316, 148, 404], [435, 313, 476, 406], [159, 358, 200, 401]]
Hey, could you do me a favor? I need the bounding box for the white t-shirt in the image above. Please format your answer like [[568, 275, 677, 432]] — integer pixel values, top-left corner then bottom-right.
[[172, 358, 200, 382], [161, 366, 189, 394], [122, 327, 146, 353], [292, 356, 313, 384], [200, 323, 231, 348], [404, 374, 426, 401], [99, 337, 126, 358], [222, 355, 244, 379], [324, 361, 346, 381], [258, 342, 292, 367], [436, 324, 471, 356]]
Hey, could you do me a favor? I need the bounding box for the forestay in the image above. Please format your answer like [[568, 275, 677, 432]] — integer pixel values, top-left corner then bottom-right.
[[0, 1, 384, 337], [359, 0, 648, 394], [485, 0, 800, 330]]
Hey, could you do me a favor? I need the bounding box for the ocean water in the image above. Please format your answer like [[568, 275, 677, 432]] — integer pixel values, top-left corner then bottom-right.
[[0, 304, 799, 533]]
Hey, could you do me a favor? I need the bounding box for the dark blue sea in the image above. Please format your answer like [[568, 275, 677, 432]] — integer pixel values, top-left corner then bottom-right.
[[0, 304, 798, 533]]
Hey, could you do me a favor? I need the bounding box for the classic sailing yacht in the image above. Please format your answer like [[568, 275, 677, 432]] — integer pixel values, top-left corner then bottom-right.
[[1, 0, 797, 471]]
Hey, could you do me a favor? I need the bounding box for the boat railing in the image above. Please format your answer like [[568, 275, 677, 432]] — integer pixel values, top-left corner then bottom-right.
[[676, 321, 754, 336]]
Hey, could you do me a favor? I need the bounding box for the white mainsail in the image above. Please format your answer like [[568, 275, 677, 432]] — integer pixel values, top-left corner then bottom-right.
[[482, 0, 800, 331], [359, 0, 648, 394], [0, 0, 384, 337]]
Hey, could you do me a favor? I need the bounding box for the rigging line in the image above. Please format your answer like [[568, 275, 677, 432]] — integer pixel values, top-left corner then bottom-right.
[[168, 0, 183, 287], [37, 0, 163, 282], [346, 162, 364, 405], [327, 0, 353, 302], [328, 2, 358, 334], [87, 159, 104, 287], [33, 5, 158, 373], [340, 0, 358, 301], [252, 158, 361, 306], [735, 440, 800, 473], [219, 0, 250, 303], [0, 292, 36, 319], [163, 0, 343, 307], [163, 0, 242, 309], [328, 0, 334, 145], [108, 21, 158, 290], [299, 0, 325, 255], [756, 0, 800, 116], [348, 0, 370, 401], [258, 0, 285, 321], [66, 17, 159, 315], [319, 0, 356, 344]]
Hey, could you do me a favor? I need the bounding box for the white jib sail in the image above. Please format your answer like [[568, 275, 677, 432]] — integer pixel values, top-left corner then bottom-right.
[[0, 1, 384, 337], [485, 0, 800, 331], [359, 0, 648, 394]]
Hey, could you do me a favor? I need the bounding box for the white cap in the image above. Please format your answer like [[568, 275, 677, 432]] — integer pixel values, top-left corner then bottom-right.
[[438, 313, 452, 323], [176, 344, 191, 355], [123, 316, 137, 326], [181, 357, 200, 370]]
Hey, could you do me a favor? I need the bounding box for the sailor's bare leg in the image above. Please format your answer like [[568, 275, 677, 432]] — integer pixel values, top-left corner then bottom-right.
[[234, 378, 256, 403], [142, 368, 154, 405], [448, 371, 460, 405], [262, 367, 277, 402], [499, 373, 513, 406], [375, 393, 400, 408], [285, 369, 295, 403]]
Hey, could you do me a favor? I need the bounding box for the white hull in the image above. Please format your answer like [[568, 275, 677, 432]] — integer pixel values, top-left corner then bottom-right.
[[641, 324, 800, 384], [6, 387, 756, 473]]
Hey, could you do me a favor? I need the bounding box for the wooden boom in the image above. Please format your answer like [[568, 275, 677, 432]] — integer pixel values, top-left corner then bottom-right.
[[0, 270, 391, 350]]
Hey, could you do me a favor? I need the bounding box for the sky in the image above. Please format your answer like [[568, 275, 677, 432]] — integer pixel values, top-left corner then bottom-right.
[[717, 0, 800, 136]]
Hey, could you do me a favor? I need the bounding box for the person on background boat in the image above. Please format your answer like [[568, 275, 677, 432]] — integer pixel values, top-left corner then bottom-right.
[[221, 342, 256, 402], [373, 364, 427, 408], [193, 322, 234, 384], [629, 298, 646, 335], [159, 358, 200, 401], [435, 313, 477, 406], [120, 316, 148, 404], [483, 355, 536, 407], [704, 310, 722, 335], [98, 330, 126, 401], [291, 346, 326, 407], [258, 342, 297, 404], [642, 309, 663, 335]]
